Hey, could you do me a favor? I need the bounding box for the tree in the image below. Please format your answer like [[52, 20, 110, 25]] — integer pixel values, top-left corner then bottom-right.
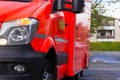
[[91, 0, 120, 33], [91, 0, 102, 33]]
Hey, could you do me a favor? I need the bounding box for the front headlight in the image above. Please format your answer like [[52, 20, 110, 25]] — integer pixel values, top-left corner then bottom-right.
[[0, 18, 39, 45]]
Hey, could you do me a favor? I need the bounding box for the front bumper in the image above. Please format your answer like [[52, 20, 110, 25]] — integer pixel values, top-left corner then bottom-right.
[[0, 44, 45, 80]]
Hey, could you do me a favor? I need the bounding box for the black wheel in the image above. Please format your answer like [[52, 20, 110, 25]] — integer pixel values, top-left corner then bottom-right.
[[77, 70, 83, 79], [73, 71, 83, 80], [42, 60, 54, 80], [62, 71, 83, 80]]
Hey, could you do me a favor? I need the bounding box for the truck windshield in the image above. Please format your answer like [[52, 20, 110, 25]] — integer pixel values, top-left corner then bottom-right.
[[0, 0, 32, 2]]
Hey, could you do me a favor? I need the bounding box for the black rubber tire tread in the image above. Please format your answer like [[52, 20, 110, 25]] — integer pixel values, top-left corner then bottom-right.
[[42, 59, 53, 80]]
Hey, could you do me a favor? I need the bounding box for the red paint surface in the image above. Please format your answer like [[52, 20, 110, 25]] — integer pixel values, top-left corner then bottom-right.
[[0, 0, 91, 79]]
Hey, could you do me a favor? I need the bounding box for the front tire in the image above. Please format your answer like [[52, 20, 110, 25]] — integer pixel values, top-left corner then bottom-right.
[[42, 60, 53, 80]]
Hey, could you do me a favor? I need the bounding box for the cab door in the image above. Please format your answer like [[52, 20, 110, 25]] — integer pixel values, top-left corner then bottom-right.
[[54, 12, 67, 52]]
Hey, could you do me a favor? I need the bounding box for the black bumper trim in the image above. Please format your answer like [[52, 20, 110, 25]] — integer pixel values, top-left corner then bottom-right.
[[0, 44, 46, 80]]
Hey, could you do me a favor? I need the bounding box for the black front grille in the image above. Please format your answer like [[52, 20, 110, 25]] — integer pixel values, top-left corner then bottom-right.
[[0, 63, 9, 75]]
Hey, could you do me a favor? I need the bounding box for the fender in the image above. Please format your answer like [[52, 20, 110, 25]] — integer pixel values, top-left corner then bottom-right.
[[40, 36, 56, 53]]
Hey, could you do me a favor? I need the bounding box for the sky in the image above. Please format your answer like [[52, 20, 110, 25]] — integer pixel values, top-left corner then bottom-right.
[[103, 1, 120, 19], [93, 0, 120, 19]]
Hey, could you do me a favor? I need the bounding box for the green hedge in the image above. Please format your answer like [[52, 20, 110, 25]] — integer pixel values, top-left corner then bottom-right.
[[90, 42, 120, 51]]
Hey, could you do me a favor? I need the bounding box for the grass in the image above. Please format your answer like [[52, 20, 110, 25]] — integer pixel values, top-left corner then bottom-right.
[[90, 42, 120, 51]]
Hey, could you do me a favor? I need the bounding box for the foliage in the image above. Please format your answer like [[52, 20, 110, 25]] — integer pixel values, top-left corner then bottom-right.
[[91, 0, 120, 33], [90, 42, 120, 51], [91, 0, 106, 33]]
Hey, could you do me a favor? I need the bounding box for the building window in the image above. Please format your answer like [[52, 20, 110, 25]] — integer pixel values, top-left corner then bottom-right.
[[97, 30, 115, 39], [101, 32, 106, 37]]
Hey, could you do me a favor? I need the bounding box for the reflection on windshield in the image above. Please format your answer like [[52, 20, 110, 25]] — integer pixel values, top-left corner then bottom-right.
[[0, 0, 32, 2]]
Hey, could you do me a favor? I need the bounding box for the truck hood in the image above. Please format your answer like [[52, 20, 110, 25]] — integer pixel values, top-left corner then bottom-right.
[[0, 1, 44, 22]]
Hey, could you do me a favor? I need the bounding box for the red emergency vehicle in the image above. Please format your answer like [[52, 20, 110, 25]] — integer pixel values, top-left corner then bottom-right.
[[0, 0, 91, 80]]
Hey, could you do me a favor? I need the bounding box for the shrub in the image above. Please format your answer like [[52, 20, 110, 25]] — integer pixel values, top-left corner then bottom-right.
[[90, 42, 120, 51]]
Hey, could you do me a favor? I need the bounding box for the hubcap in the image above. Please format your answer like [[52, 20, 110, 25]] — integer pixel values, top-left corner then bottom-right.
[[43, 71, 53, 80]]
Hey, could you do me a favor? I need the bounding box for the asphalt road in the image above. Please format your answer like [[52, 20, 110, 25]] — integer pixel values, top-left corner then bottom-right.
[[80, 51, 120, 80]]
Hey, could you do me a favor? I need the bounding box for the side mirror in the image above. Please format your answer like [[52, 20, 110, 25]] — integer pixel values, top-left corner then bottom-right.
[[72, 0, 84, 13], [56, 0, 84, 13]]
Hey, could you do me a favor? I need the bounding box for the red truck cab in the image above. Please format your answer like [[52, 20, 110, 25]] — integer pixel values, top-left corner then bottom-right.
[[0, 0, 91, 80]]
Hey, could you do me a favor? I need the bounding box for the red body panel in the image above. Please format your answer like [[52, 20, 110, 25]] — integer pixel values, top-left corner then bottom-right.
[[0, 0, 91, 79]]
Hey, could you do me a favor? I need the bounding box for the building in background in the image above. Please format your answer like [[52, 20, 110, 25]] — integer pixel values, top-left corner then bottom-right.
[[90, 18, 120, 42]]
